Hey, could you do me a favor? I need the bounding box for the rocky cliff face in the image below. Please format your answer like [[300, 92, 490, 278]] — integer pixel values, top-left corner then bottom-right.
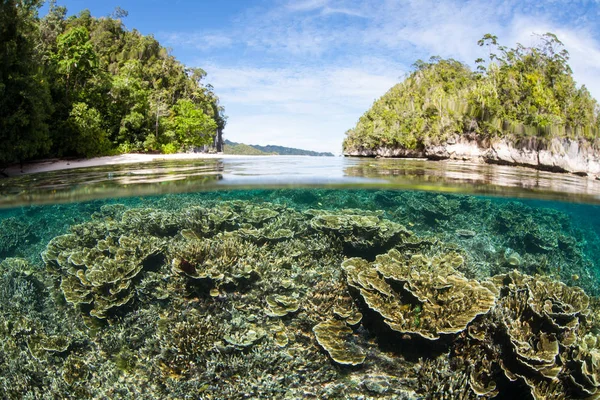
[[345, 136, 600, 178]]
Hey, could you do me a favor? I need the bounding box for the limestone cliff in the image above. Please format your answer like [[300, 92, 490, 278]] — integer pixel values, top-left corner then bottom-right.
[[344, 136, 600, 178]]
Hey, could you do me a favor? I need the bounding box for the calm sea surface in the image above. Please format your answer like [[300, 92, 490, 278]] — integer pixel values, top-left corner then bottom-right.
[[1, 156, 599, 399]]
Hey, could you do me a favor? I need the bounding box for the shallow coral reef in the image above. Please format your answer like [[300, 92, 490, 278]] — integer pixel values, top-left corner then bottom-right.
[[0, 190, 599, 399]]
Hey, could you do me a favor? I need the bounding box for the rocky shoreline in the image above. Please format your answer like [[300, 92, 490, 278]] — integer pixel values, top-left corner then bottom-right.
[[345, 136, 600, 179]]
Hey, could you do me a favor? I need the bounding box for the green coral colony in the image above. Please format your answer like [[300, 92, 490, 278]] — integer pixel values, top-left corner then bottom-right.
[[1, 189, 600, 399]]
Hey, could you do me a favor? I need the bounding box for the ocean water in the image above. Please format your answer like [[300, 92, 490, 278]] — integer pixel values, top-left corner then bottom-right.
[[1, 157, 600, 399]]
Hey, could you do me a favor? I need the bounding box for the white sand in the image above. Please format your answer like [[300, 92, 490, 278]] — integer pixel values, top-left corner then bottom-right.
[[3, 153, 251, 177]]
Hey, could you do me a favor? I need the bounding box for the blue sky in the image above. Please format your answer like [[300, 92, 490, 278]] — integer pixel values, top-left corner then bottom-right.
[[42, 0, 600, 154]]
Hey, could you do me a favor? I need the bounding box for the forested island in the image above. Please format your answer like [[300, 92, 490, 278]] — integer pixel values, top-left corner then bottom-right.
[[224, 140, 334, 156], [5, 1, 600, 177], [0, 1, 225, 168], [343, 34, 600, 176]]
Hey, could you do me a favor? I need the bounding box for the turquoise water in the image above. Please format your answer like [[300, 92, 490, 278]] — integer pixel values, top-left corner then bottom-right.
[[2, 158, 600, 399]]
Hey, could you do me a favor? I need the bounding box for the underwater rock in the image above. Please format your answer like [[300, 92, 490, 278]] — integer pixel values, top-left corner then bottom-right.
[[313, 319, 366, 366], [456, 229, 476, 238]]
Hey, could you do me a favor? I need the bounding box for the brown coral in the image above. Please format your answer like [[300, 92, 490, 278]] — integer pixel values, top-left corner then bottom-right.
[[43, 231, 163, 319], [313, 319, 366, 366], [170, 231, 259, 286], [456, 270, 599, 399], [308, 209, 411, 251], [343, 249, 496, 340]]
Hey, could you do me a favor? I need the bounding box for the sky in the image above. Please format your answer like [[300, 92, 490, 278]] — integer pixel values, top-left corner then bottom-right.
[[42, 0, 600, 154]]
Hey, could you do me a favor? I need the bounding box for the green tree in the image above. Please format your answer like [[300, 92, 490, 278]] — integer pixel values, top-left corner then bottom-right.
[[344, 33, 600, 153], [66, 102, 110, 157], [168, 99, 217, 149], [53, 26, 98, 97], [0, 0, 52, 167], [2, 4, 226, 162]]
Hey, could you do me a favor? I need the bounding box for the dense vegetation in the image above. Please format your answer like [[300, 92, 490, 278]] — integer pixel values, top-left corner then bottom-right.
[[0, 0, 225, 167], [224, 140, 334, 156], [343, 34, 600, 153]]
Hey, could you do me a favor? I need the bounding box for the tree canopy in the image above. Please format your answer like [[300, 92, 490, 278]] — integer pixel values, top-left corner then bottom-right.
[[343, 33, 600, 153], [0, 1, 226, 166]]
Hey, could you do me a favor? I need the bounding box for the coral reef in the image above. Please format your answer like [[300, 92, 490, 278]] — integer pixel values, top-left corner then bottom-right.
[[43, 231, 165, 319], [453, 270, 599, 399], [341, 252, 600, 398], [343, 249, 496, 340], [0, 190, 599, 399], [307, 208, 411, 255], [313, 319, 366, 365], [0, 217, 36, 258]]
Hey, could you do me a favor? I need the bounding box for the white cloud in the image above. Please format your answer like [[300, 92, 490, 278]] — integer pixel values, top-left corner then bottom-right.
[[205, 64, 402, 153], [286, 0, 330, 12], [159, 32, 233, 50], [173, 0, 600, 152], [321, 6, 366, 17], [285, 0, 365, 16]]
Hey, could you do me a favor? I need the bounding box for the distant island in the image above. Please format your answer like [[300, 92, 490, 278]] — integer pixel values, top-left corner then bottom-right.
[[343, 34, 600, 177], [223, 140, 334, 157]]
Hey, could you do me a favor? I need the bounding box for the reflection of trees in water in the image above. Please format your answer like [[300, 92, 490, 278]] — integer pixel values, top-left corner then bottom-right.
[[344, 158, 600, 202], [0, 160, 224, 207]]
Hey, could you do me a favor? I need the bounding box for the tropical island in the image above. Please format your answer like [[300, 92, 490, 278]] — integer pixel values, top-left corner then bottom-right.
[[1, 1, 226, 169], [3, 1, 600, 177], [0, 1, 337, 176], [343, 34, 600, 177]]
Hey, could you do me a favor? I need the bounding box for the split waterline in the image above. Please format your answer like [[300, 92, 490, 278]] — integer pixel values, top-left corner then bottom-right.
[[1, 156, 600, 398], [2, 156, 600, 207]]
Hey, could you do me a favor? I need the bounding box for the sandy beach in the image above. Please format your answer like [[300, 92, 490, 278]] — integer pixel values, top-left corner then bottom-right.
[[2, 153, 255, 177]]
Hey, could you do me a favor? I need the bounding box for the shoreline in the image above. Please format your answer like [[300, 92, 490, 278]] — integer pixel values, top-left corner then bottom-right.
[[344, 136, 600, 180], [2, 153, 265, 177]]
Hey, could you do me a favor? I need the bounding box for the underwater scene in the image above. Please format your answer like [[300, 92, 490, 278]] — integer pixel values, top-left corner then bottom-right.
[[2, 182, 600, 399]]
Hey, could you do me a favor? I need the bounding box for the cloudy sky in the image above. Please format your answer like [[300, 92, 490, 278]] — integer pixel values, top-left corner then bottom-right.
[[46, 0, 600, 154]]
